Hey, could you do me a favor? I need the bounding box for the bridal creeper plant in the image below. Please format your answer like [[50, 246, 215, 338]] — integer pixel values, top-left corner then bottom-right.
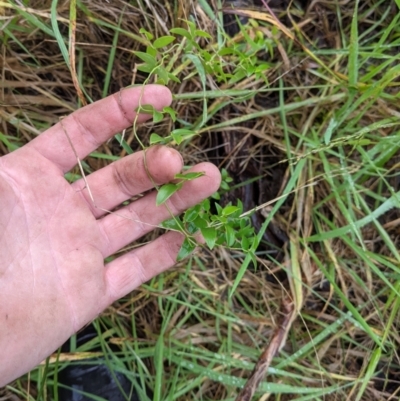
[[129, 21, 262, 263]]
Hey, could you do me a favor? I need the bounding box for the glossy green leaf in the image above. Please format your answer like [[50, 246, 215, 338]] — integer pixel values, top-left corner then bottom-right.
[[202, 198, 210, 212], [184, 206, 200, 222], [177, 237, 196, 261], [155, 66, 169, 84], [134, 51, 157, 67], [222, 205, 240, 216], [171, 128, 197, 136], [137, 64, 157, 73], [174, 172, 204, 181], [146, 45, 157, 57], [193, 216, 208, 229], [153, 110, 164, 123], [214, 203, 223, 216], [150, 133, 165, 145], [163, 106, 176, 122], [186, 20, 196, 36], [168, 72, 181, 83], [153, 35, 176, 48], [241, 235, 250, 251], [161, 217, 184, 231], [194, 29, 212, 39], [170, 27, 192, 39], [211, 192, 220, 200], [186, 222, 199, 235], [156, 183, 181, 206], [137, 104, 155, 114], [139, 27, 154, 40], [225, 225, 236, 247], [171, 128, 198, 144], [201, 227, 217, 250]]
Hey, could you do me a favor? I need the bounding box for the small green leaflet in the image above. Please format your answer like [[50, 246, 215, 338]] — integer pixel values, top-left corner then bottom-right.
[[156, 183, 182, 206], [136, 104, 155, 114], [201, 227, 217, 249], [153, 35, 176, 48], [134, 51, 157, 68], [184, 206, 200, 222], [161, 217, 184, 231], [225, 225, 236, 247], [174, 172, 204, 181], [169, 27, 192, 40], [171, 128, 198, 144], [150, 133, 166, 145], [152, 110, 164, 123], [177, 237, 197, 261]]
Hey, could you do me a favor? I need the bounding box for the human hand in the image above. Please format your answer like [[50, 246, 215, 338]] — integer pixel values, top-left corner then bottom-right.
[[0, 85, 221, 385]]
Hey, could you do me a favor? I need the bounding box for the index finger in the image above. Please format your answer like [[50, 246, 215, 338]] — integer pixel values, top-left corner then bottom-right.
[[27, 85, 173, 173]]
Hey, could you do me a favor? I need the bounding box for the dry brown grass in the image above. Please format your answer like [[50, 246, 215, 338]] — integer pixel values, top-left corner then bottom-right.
[[2, 0, 400, 400]]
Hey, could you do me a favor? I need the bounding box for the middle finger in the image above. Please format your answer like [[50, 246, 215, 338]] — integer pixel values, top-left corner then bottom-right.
[[71, 145, 183, 218]]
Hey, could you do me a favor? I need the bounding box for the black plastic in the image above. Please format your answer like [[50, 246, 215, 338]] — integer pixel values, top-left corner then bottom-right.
[[57, 324, 146, 401], [57, 360, 140, 401]]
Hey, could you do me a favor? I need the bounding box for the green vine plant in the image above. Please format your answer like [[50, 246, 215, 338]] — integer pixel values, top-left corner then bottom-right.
[[121, 20, 262, 263]]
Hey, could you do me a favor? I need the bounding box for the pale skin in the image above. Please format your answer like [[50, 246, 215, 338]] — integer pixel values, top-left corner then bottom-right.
[[0, 85, 221, 386]]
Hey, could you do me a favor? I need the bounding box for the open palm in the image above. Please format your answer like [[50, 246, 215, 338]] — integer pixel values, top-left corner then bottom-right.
[[0, 85, 220, 385]]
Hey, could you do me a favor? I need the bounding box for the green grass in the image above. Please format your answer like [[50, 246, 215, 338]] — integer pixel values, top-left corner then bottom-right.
[[2, 0, 400, 400]]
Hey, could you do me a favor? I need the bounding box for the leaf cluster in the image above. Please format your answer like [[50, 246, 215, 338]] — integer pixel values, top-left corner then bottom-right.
[[160, 169, 257, 262], [131, 21, 265, 262]]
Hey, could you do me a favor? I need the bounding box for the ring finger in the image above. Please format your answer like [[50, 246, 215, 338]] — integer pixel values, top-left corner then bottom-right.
[[97, 162, 221, 258]]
